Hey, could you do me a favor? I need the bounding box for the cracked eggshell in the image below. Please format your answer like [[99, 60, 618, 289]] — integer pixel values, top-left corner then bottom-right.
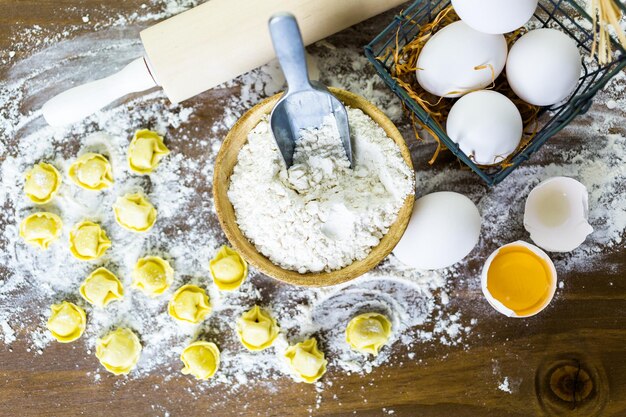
[[416, 21, 507, 98], [524, 176, 593, 252], [452, 0, 538, 34], [446, 90, 523, 165], [393, 191, 481, 270]]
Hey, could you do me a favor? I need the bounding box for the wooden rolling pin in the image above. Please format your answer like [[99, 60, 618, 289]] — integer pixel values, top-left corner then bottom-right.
[[42, 0, 407, 126]]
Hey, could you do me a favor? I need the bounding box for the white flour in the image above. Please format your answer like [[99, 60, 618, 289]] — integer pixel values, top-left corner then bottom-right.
[[228, 108, 414, 273]]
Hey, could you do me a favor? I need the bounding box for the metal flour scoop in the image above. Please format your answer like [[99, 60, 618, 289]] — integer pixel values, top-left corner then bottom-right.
[[268, 13, 353, 168]]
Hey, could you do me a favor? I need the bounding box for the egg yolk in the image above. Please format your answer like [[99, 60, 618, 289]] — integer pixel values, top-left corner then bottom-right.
[[486, 245, 553, 316]]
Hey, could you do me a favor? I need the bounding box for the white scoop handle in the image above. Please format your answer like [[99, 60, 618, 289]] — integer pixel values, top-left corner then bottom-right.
[[42, 57, 157, 127]]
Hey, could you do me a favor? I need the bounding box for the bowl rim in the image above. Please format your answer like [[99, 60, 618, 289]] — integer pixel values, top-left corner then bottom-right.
[[213, 87, 415, 287]]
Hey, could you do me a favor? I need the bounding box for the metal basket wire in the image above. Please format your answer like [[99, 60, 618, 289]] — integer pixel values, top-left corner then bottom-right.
[[364, 0, 626, 185]]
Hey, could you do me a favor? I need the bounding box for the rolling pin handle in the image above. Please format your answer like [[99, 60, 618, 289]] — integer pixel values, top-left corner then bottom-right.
[[41, 57, 158, 127]]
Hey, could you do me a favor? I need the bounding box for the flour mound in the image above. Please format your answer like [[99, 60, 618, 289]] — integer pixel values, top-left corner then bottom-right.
[[228, 107, 414, 273]]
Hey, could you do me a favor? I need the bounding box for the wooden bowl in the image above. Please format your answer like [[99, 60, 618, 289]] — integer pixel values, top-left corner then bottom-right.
[[213, 88, 415, 287]]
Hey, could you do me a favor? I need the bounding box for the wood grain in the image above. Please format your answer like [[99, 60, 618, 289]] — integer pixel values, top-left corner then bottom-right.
[[1, 1, 625, 417], [213, 88, 414, 287]]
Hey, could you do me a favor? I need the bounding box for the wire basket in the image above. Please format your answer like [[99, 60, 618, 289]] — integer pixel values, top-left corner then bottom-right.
[[364, 0, 626, 185]]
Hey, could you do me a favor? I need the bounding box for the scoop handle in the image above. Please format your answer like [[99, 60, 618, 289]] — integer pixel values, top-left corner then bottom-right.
[[42, 57, 157, 127], [268, 13, 311, 93]]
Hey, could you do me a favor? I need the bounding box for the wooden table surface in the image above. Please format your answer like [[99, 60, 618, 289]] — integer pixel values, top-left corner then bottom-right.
[[1, 1, 625, 416]]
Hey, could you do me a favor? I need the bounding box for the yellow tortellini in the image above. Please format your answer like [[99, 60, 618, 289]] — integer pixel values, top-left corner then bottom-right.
[[209, 246, 248, 291], [127, 129, 170, 174], [113, 193, 157, 232], [80, 267, 124, 308], [345, 312, 392, 356], [68, 153, 113, 190], [47, 301, 86, 343], [284, 338, 327, 383], [180, 341, 220, 380], [132, 256, 173, 297], [168, 285, 211, 324], [69, 220, 111, 261], [24, 162, 61, 204], [95, 328, 142, 375], [236, 305, 279, 351], [19, 212, 63, 250]]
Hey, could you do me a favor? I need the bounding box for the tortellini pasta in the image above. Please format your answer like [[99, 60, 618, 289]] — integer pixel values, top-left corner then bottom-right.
[[68, 153, 113, 190], [345, 312, 392, 356], [47, 301, 86, 343], [236, 305, 279, 351], [80, 267, 124, 308], [209, 246, 248, 291], [132, 256, 173, 297], [284, 338, 327, 383], [180, 341, 220, 380], [127, 129, 170, 174], [19, 212, 62, 250], [69, 220, 111, 261], [113, 193, 157, 232], [168, 285, 211, 324], [95, 328, 142, 375], [24, 162, 61, 204]]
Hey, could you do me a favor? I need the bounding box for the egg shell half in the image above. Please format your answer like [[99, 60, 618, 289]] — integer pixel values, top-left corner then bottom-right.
[[451, 0, 538, 34], [481, 240, 557, 318], [446, 90, 523, 165], [416, 21, 507, 98], [393, 191, 481, 270], [506, 28, 582, 106], [524, 176, 593, 252]]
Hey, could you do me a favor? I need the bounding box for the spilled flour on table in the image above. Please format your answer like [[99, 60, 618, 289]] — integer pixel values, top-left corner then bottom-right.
[[1, 3, 626, 414]]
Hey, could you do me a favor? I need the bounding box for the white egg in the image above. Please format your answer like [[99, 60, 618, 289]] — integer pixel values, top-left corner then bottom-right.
[[393, 192, 481, 270], [481, 240, 557, 318], [446, 90, 523, 165], [452, 0, 538, 34], [507, 29, 582, 106], [524, 177, 593, 252], [416, 21, 507, 98]]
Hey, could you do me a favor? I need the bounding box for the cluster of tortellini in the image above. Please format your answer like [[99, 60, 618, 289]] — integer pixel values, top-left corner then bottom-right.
[[24, 131, 395, 382], [19, 129, 169, 254], [42, 244, 252, 378], [24, 130, 171, 376], [44, 248, 393, 381]]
